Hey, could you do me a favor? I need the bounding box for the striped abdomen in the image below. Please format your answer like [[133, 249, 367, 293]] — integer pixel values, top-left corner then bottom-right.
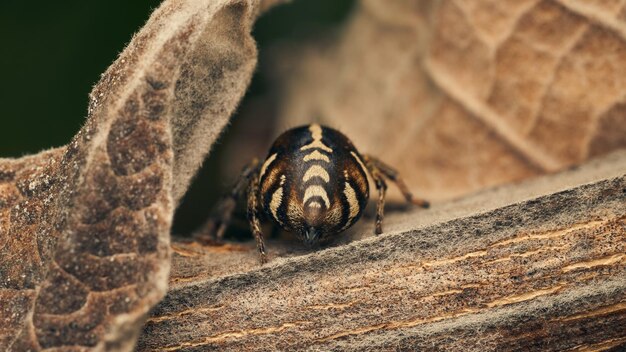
[[258, 124, 369, 244]]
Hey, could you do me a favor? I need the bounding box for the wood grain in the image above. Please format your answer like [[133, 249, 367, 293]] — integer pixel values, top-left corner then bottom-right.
[[138, 151, 626, 351]]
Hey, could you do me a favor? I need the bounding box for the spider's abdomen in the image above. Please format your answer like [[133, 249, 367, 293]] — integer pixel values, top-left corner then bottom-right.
[[258, 124, 369, 244]]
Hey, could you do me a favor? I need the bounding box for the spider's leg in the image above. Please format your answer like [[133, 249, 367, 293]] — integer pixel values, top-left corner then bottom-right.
[[373, 175, 388, 235], [194, 158, 260, 243], [247, 170, 268, 264], [363, 158, 388, 235], [363, 155, 429, 208]]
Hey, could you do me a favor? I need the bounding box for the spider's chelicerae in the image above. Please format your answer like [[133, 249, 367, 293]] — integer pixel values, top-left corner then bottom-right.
[[198, 124, 429, 263]]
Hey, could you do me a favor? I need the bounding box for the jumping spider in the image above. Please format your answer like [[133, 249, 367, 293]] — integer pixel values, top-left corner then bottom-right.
[[197, 124, 429, 263]]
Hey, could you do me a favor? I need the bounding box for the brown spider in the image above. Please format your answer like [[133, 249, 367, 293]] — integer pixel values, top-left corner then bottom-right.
[[196, 124, 429, 263]]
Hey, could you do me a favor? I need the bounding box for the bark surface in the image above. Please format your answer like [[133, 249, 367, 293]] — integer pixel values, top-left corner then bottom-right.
[[138, 152, 626, 351]]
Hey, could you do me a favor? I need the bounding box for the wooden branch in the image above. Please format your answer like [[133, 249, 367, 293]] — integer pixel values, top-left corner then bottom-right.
[[138, 151, 626, 351]]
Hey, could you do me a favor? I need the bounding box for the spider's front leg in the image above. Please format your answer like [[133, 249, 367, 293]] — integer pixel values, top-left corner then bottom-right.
[[246, 170, 268, 264], [194, 159, 260, 243], [372, 171, 388, 235], [363, 154, 429, 235], [364, 155, 430, 208]]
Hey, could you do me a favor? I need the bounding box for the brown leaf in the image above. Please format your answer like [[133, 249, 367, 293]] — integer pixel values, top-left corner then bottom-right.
[[0, 0, 267, 350], [273, 0, 626, 201]]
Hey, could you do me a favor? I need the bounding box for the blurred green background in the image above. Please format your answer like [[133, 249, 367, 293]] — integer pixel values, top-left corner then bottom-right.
[[0, 0, 355, 234]]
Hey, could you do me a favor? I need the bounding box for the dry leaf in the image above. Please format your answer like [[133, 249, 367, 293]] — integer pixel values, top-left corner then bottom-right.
[[1, 0, 624, 350], [0, 0, 270, 349], [274, 0, 626, 201]]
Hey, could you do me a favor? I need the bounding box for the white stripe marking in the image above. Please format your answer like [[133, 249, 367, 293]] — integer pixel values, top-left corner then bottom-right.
[[300, 124, 333, 153], [303, 185, 330, 208], [303, 150, 330, 163], [350, 151, 368, 177], [308, 201, 322, 208], [344, 182, 360, 220], [260, 153, 278, 180], [303, 165, 330, 183], [269, 175, 286, 224], [270, 188, 283, 223], [342, 181, 360, 230]]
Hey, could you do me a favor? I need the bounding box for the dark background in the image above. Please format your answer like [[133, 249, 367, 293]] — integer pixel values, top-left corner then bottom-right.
[[0, 0, 355, 234]]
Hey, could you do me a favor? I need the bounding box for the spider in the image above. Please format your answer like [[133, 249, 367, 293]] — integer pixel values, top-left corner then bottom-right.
[[196, 124, 429, 263]]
